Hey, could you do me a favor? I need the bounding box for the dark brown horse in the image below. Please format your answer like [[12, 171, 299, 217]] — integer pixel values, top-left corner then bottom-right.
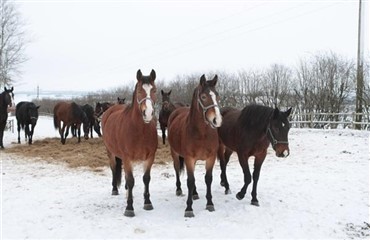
[[167, 74, 222, 218], [102, 69, 158, 217], [217, 105, 292, 206], [0, 87, 14, 149], [16, 101, 40, 145], [158, 90, 186, 145], [53, 101, 89, 144]]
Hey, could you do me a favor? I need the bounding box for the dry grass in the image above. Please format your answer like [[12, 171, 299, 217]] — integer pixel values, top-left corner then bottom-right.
[[4, 136, 172, 172]]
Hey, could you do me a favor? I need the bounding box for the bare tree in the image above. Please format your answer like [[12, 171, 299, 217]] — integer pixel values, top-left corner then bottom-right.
[[0, 0, 28, 87]]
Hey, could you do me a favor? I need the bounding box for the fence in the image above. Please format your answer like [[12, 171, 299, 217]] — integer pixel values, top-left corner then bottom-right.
[[290, 112, 370, 130], [5, 112, 370, 132]]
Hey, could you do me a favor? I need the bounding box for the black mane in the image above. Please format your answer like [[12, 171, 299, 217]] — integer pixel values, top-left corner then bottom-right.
[[237, 105, 274, 137]]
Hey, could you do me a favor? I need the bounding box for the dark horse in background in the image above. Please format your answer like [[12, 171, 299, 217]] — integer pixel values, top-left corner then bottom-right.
[[167, 75, 222, 217], [217, 105, 292, 206], [16, 101, 40, 145], [71, 104, 100, 138], [94, 97, 126, 136], [158, 90, 186, 145], [53, 101, 89, 144], [102, 70, 157, 217], [0, 87, 14, 149]]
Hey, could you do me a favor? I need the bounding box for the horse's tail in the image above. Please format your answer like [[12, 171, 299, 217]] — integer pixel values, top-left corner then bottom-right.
[[53, 114, 58, 129], [179, 156, 185, 173], [114, 157, 122, 188]]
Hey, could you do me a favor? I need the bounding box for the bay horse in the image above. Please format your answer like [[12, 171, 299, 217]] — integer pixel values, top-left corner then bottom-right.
[[15, 101, 40, 145], [217, 105, 292, 206], [158, 90, 186, 144], [167, 74, 222, 218], [102, 69, 158, 217], [0, 87, 14, 149], [53, 101, 89, 144]]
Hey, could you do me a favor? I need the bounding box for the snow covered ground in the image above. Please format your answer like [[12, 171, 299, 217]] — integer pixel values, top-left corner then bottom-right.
[[1, 116, 369, 239]]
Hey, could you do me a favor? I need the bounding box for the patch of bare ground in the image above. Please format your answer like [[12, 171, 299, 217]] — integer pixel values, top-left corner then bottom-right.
[[4, 136, 172, 172]]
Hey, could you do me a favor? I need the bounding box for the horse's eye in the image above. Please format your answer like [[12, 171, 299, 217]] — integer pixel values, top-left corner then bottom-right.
[[201, 94, 207, 101]]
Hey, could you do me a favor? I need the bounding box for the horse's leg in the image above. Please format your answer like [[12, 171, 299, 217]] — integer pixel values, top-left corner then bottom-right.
[[160, 125, 166, 145], [60, 123, 66, 144], [123, 160, 135, 217], [76, 124, 81, 143], [205, 156, 216, 212], [251, 153, 266, 206], [25, 124, 31, 144], [218, 143, 232, 194], [236, 152, 252, 201], [29, 124, 35, 145], [17, 121, 21, 144], [184, 157, 196, 218], [143, 156, 154, 211], [0, 122, 5, 148], [94, 120, 102, 137]]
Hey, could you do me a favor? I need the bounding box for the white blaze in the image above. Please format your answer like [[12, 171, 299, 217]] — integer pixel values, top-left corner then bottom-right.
[[209, 91, 222, 127], [142, 84, 154, 122]]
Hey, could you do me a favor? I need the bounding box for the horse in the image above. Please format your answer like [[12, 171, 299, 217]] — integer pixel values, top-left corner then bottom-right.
[[0, 87, 14, 149], [217, 105, 292, 206], [94, 97, 126, 136], [53, 101, 90, 144], [15, 101, 40, 145], [102, 69, 158, 217], [71, 104, 100, 138], [158, 90, 186, 145], [167, 74, 222, 218]]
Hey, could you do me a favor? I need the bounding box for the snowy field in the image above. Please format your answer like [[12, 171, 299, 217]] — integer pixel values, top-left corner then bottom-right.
[[1, 116, 369, 239]]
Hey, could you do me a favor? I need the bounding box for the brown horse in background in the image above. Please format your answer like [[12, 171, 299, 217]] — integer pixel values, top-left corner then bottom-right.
[[53, 101, 89, 144], [217, 105, 292, 206], [0, 87, 14, 149], [158, 90, 186, 145], [167, 74, 222, 218], [102, 69, 158, 217], [94, 97, 126, 136]]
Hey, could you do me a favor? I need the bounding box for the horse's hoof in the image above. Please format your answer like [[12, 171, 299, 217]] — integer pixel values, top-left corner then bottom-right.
[[251, 200, 260, 207], [225, 189, 231, 195], [184, 211, 195, 218], [143, 204, 153, 210], [124, 210, 135, 217], [206, 205, 215, 212], [112, 190, 119, 195], [192, 194, 199, 200], [236, 192, 244, 200], [220, 181, 225, 187], [176, 189, 183, 196]]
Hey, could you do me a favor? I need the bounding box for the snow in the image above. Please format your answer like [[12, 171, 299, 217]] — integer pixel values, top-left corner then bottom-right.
[[1, 116, 369, 239]]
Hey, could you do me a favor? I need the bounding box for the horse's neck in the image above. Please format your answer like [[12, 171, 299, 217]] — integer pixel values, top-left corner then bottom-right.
[[187, 97, 208, 133], [0, 93, 6, 112]]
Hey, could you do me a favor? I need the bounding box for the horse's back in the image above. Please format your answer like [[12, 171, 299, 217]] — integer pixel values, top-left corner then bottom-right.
[[218, 107, 241, 151]]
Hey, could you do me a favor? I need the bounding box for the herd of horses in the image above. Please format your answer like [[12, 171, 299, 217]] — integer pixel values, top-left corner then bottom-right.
[[0, 69, 292, 218]]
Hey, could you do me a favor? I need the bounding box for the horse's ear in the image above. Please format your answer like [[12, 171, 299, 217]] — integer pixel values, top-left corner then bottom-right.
[[4, 87, 7, 91], [150, 69, 156, 81], [161, 90, 164, 96], [168, 90, 172, 95], [200, 74, 206, 86], [137, 69, 143, 81], [36, 105, 40, 109], [10, 87, 13, 91], [285, 107, 292, 117]]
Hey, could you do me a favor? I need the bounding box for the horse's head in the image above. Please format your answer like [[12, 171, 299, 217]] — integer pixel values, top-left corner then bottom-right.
[[3, 87, 14, 110], [197, 75, 222, 128], [29, 104, 40, 126], [117, 97, 126, 104], [267, 107, 292, 158], [95, 102, 103, 117], [161, 89, 172, 111], [136, 69, 157, 123]]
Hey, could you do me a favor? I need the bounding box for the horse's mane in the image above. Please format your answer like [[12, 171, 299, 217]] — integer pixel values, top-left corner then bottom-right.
[[238, 105, 274, 133]]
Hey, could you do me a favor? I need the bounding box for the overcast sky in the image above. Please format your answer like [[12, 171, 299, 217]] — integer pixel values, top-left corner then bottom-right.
[[14, 0, 369, 93]]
